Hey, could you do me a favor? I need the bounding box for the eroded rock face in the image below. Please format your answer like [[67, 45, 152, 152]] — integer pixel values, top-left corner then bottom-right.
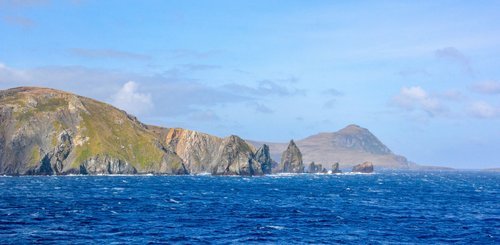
[[254, 144, 273, 174], [165, 128, 263, 176], [80, 155, 137, 174], [277, 140, 304, 173], [30, 131, 73, 175], [352, 161, 374, 173], [0, 87, 186, 175]]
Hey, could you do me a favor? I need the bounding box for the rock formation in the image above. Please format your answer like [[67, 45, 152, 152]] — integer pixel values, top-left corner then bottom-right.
[[331, 162, 342, 173], [0, 87, 186, 175], [352, 161, 374, 173], [254, 144, 274, 174], [276, 140, 304, 173], [163, 128, 264, 175], [308, 162, 323, 173]]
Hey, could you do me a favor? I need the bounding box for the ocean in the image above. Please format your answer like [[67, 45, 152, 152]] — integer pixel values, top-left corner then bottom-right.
[[0, 172, 499, 244]]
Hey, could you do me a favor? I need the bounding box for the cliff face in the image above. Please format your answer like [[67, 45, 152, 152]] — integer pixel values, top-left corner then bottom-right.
[[276, 140, 304, 173], [0, 87, 186, 175], [164, 128, 264, 175]]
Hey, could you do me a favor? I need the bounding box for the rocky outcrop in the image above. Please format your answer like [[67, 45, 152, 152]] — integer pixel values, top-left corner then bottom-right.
[[352, 161, 374, 173], [0, 87, 186, 175], [164, 128, 264, 175], [276, 140, 304, 173], [331, 162, 342, 173], [308, 162, 325, 173], [80, 155, 137, 174], [254, 144, 274, 174]]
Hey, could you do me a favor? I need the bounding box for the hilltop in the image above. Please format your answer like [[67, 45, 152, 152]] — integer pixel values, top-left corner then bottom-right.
[[0, 87, 186, 175], [248, 124, 411, 169]]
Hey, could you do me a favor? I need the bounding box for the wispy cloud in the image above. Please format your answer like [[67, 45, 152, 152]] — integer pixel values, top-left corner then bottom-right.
[[471, 81, 500, 95], [439, 89, 467, 101], [392, 86, 447, 117], [322, 88, 343, 109], [69, 48, 151, 61], [112, 81, 153, 116], [434, 47, 473, 74], [0, 63, 249, 119], [223, 80, 306, 97], [246, 102, 274, 114], [467, 101, 499, 119], [322, 88, 343, 96]]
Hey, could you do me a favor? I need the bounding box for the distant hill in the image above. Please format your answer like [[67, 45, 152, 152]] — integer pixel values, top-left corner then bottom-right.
[[248, 124, 411, 169]]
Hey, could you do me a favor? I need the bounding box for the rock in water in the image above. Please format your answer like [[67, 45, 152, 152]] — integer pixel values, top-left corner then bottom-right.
[[277, 140, 304, 173], [308, 162, 323, 173], [331, 162, 342, 173], [254, 144, 274, 174], [352, 161, 374, 173], [0, 87, 186, 175]]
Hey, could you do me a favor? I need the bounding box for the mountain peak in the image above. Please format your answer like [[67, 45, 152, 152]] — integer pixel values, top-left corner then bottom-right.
[[338, 124, 366, 134]]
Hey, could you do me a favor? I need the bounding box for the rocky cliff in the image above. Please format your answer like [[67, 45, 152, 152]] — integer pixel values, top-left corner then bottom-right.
[[163, 128, 266, 175], [0, 87, 186, 175], [276, 140, 304, 173]]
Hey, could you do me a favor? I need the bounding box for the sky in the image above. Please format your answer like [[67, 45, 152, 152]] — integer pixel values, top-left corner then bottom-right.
[[0, 0, 499, 169]]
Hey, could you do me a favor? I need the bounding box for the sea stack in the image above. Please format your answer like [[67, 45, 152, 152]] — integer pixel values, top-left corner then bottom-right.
[[308, 162, 323, 173], [277, 140, 304, 173], [352, 161, 374, 173], [331, 162, 342, 173], [254, 144, 273, 174]]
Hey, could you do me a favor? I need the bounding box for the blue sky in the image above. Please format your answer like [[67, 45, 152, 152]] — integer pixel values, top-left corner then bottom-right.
[[1, 0, 499, 168]]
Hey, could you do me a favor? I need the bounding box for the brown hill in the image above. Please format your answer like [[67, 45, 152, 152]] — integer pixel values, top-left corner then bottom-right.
[[248, 124, 410, 169]]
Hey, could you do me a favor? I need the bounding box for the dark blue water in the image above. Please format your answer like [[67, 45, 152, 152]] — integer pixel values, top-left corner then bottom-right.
[[0, 172, 499, 244]]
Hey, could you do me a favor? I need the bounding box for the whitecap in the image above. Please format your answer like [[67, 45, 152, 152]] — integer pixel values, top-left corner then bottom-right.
[[266, 225, 285, 230], [168, 198, 180, 204]]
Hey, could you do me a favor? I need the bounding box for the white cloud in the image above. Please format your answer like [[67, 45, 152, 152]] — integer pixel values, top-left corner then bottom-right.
[[467, 101, 499, 119], [112, 81, 153, 116], [0, 63, 250, 118], [392, 86, 446, 116], [471, 81, 500, 95]]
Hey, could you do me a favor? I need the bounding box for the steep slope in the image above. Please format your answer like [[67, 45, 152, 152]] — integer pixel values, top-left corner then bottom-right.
[[249, 125, 409, 169], [162, 128, 265, 175], [276, 140, 304, 173], [0, 87, 185, 175]]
